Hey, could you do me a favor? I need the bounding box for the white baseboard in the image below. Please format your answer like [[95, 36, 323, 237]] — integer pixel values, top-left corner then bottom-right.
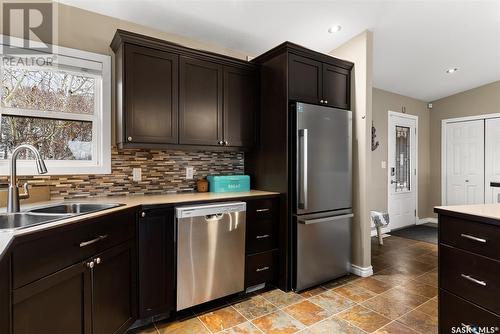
[[417, 217, 438, 225], [350, 264, 373, 277], [370, 226, 391, 237]]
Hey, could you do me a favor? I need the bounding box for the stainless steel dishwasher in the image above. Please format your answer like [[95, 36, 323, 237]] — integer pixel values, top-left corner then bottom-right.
[[176, 202, 246, 310]]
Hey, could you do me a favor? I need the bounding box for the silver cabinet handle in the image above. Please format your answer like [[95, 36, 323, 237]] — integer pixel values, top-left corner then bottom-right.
[[256, 234, 270, 239], [95, 257, 101, 265], [320, 100, 324, 103], [127, 136, 132, 142], [461, 274, 486, 286], [86, 260, 95, 269], [218, 140, 224, 145], [256, 208, 270, 213], [141, 212, 146, 218], [79, 234, 108, 248], [299, 213, 354, 225], [224, 140, 229, 146], [256, 266, 270, 272], [460, 234, 486, 243], [298, 129, 308, 210], [324, 100, 328, 104]]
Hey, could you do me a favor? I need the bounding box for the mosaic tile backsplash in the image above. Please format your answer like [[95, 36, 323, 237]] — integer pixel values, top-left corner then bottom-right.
[[0, 148, 244, 200]]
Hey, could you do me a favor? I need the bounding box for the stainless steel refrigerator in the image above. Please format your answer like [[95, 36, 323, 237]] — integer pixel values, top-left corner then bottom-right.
[[292, 102, 353, 291]]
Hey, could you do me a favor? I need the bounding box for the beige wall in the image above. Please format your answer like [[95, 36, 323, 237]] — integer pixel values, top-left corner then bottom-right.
[[0, 2, 249, 59], [0, 2, 250, 145], [372, 88, 431, 218], [330, 31, 373, 270], [429, 80, 500, 214]]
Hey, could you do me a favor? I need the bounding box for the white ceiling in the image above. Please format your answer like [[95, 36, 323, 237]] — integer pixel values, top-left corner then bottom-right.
[[58, 0, 500, 101]]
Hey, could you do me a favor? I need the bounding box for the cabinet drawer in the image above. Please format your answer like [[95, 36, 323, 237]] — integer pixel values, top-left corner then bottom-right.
[[246, 218, 276, 254], [247, 198, 277, 220], [440, 244, 500, 314], [440, 289, 500, 332], [245, 250, 277, 288], [439, 215, 500, 260], [13, 209, 135, 289]]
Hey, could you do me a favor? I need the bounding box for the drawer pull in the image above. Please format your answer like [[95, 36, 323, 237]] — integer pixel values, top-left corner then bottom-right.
[[461, 274, 486, 287], [256, 234, 270, 239], [79, 234, 108, 248], [460, 233, 486, 243], [256, 208, 270, 213], [256, 266, 270, 272]]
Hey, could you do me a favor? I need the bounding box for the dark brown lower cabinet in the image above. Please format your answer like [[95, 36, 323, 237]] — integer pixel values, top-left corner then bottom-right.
[[93, 242, 136, 334], [12, 261, 91, 334], [137, 208, 175, 318], [11, 241, 135, 334]]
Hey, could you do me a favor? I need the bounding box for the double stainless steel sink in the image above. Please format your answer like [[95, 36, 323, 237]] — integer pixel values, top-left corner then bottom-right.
[[0, 203, 123, 231]]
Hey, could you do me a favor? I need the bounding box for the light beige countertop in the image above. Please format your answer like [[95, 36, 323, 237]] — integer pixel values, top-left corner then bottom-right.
[[434, 203, 500, 224], [0, 190, 279, 260]]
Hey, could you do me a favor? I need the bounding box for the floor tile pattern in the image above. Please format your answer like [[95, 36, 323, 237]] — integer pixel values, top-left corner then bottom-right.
[[133, 235, 438, 333]]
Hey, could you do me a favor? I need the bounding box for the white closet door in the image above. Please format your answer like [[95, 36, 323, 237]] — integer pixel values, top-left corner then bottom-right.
[[485, 118, 500, 203], [446, 120, 484, 205]]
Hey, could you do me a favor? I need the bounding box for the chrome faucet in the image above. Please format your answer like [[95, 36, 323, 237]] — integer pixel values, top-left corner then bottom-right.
[[7, 144, 48, 213]]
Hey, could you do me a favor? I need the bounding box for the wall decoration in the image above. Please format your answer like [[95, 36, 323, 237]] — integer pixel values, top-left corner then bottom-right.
[[371, 121, 380, 151]]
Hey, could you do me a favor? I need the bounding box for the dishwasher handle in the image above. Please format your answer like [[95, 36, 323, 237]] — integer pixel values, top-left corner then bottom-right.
[[176, 202, 246, 219]]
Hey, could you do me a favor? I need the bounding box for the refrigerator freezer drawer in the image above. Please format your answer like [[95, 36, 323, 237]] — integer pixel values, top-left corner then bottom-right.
[[296, 213, 352, 291]]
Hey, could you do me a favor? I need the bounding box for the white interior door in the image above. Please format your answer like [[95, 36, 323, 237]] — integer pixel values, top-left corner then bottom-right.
[[388, 113, 417, 230], [485, 118, 500, 203], [445, 120, 484, 205]]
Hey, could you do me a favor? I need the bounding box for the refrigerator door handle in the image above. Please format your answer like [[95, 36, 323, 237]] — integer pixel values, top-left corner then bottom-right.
[[298, 129, 308, 210], [299, 213, 354, 225]]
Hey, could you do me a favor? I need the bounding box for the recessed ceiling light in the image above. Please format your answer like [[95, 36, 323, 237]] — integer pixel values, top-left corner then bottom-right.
[[446, 67, 459, 74], [328, 25, 342, 34]]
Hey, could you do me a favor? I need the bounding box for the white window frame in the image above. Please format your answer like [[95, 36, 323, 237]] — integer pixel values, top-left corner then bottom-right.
[[0, 34, 111, 175]]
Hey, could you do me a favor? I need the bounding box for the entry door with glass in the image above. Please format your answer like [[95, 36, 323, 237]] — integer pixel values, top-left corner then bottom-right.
[[388, 112, 417, 229]]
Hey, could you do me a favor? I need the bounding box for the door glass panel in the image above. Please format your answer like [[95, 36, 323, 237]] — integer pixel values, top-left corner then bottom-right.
[[395, 126, 410, 192]]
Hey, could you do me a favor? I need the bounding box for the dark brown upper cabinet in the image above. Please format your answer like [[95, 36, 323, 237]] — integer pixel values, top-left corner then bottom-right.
[[179, 57, 223, 146], [223, 67, 258, 147], [111, 30, 258, 150], [322, 64, 350, 109], [288, 52, 351, 110], [288, 54, 322, 105], [123, 44, 179, 144]]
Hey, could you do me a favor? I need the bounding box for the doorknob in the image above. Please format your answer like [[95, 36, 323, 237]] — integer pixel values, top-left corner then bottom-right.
[[390, 180, 397, 184]]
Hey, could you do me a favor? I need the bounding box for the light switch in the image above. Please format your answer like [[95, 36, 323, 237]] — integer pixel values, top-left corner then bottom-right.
[[381, 161, 387, 169], [186, 166, 194, 180], [132, 168, 142, 182]]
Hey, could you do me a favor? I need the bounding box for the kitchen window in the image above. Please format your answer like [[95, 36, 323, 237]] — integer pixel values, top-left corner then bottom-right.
[[0, 36, 111, 175]]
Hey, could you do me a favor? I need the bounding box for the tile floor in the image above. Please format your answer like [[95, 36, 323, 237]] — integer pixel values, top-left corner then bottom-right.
[[134, 235, 437, 334]]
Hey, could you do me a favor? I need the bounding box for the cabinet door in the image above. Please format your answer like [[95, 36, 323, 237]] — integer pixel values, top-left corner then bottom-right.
[[12, 262, 91, 334], [322, 64, 350, 109], [92, 242, 135, 334], [125, 44, 179, 144], [179, 56, 223, 146], [138, 208, 175, 318], [223, 66, 257, 147], [288, 54, 322, 104]]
